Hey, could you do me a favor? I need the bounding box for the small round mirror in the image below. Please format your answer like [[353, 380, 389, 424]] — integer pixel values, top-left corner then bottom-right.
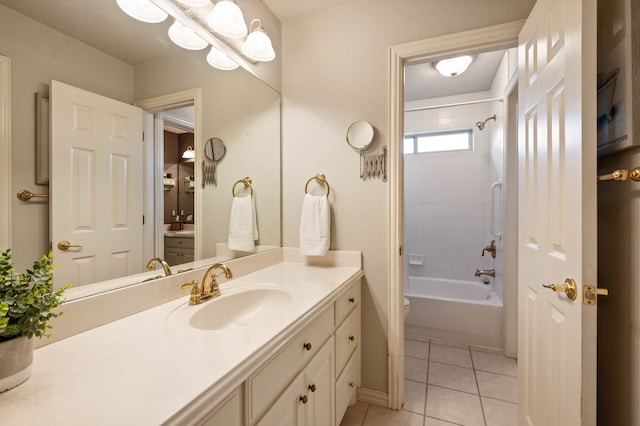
[[204, 137, 226, 161], [346, 120, 374, 152]]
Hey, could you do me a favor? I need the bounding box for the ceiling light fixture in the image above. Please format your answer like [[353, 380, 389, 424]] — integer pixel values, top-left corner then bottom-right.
[[115, 0, 276, 70], [182, 146, 195, 160], [207, 46, 239, 70], [168, 20, 208, 50], [433, 55, 474, 77], [177, 0, 209, 6], [241, 19, 275, 62], [116, 0, 168, 23], [206, 0, 248, 39]]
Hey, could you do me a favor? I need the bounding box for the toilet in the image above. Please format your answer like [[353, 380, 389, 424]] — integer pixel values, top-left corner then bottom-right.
[[403, 297, 410, 322]]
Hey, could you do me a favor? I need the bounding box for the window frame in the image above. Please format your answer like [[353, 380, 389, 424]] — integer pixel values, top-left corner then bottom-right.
[[404, 128, 473, 155]]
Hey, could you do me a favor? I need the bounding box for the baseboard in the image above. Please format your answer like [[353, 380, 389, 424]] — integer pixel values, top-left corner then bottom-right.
[[358, 387, 388, 407]]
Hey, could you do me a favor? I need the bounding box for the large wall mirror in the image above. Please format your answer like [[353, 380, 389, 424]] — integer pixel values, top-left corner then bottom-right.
[[0, 0, 281, 300]]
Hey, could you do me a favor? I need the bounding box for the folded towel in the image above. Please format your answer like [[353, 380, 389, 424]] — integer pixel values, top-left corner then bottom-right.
[[228, 196, 258, 252], [299, 193, 330, 256]]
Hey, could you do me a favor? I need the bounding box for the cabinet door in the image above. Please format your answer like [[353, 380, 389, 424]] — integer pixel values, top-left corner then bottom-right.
[[198, 388, 243, 426], [305, 336, 335, 426], [257, 373, 305, 426]]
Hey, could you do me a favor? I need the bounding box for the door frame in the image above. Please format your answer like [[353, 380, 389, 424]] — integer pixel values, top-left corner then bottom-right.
[[135, 89, 201, 262], [387, 21, 524, 409], [0, 55, 10, 250]]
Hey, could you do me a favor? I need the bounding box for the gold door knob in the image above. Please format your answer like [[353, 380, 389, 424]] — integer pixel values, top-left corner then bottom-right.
[[349, 382, 356, 388], [300, 395, 308, 404], [303, 342, 312, 351], [57, 240, 82, 251], [542, 278, 577, 300]]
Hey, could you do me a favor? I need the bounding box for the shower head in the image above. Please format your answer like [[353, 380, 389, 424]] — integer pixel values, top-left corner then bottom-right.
[[475, 114, 496, 131]]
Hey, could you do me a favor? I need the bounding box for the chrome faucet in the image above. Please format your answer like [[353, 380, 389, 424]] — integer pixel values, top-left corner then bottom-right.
[[180, 263, 233, 305], [146, 257, 172, 276], [475, 268, 495, 278]]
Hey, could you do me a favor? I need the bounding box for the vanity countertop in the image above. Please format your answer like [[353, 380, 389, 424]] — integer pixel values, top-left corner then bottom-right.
[[164, 230, 195, 238], [0, 256, 362, 425]]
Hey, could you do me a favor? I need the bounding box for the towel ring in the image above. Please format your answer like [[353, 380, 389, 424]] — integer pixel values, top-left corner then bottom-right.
[[304, 173, 330, 197], [232, 177, 253, 197]]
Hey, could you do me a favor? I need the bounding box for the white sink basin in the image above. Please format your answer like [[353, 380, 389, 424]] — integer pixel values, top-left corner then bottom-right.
[[167, 286, 295, 333]]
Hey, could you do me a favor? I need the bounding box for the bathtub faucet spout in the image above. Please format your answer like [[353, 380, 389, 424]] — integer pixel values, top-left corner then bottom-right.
[[475, 268, 495, 278]]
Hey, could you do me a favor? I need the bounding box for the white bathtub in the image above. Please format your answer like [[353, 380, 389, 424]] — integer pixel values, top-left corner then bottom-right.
[[405, 276, 503, 349]]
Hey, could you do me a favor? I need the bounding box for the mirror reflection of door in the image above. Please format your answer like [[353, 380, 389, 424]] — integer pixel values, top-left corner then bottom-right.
[[160, 107, 195, 266], [51, 80, 143, 286]]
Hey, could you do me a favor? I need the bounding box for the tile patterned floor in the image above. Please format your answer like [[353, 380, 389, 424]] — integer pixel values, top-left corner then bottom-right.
[[340, 335, 518, 426]]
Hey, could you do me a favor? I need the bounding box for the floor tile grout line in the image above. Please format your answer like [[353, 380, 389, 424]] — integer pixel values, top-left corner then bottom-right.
[[425, 414, 466, 426], [474, 368, 518, 378], [429, 359, 475, 370], [469, 345, 488, 426], [423, 340, 431, 418]]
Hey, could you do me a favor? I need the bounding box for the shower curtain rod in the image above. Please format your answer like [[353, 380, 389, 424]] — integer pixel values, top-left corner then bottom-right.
[[404, 97, 503, 113]]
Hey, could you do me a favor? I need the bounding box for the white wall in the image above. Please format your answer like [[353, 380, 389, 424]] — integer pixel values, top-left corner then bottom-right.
[[403, 94, 494, 284], [280, 0, 536, 393]]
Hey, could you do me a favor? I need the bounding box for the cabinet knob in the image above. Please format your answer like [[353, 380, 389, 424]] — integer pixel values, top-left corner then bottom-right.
[[308, 384, 317, 392], [349, 382, 356, 388], [349, 297, 355, 303], [349, 335, 355, 342], [300, 395, 308, 404], [303, 342, 312, 351]]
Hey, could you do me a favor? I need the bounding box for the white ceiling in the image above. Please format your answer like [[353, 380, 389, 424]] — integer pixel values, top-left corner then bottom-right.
[[262, 0, 356, 22], [0, 0, 506, 101]]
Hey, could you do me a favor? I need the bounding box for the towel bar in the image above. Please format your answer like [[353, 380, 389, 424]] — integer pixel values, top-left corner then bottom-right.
[[304, 174, 330, 197], [232, 177, 253, 196]]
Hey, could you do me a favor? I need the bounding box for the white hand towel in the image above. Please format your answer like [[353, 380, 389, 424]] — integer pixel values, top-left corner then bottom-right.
[[299, 193, 330, 256], [228, 196, 257, 252]]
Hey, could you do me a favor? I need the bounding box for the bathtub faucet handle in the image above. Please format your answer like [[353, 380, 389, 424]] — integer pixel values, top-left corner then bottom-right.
[[481, 240, 497, 259]]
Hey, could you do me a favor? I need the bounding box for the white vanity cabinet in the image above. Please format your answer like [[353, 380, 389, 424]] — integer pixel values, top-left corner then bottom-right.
[[164, 236, 194, 266], [256, 337, 334, 426], [197, 387, 243, 426], [246, 280, 361, 426], [334, 282, 361, 424]]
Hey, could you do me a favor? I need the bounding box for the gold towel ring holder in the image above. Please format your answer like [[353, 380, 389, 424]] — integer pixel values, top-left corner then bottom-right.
[[232, 177, 253, 197], [304, 174, 330, 197]]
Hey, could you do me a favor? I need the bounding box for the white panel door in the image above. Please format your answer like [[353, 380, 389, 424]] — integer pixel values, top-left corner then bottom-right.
[[517, 0, 597, 424], [51, 81, 143, 287]]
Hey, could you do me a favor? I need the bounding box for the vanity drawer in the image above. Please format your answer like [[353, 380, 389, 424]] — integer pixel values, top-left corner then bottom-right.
[[335, 351, 359, 425], [165, 236, 194, 249], [334, 281, 360, 327], [247, 305, 334, 423], [335, 303, 360, 377]]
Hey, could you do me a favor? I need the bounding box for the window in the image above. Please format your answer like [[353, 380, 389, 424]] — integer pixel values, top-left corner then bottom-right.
[[404, 129, 472, 154]]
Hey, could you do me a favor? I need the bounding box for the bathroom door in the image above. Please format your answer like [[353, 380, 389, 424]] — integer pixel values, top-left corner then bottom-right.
[[517, 0, 597, 424], [50, 81, 144, 287]]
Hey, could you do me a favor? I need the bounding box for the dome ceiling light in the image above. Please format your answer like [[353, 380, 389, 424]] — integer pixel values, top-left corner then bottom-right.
[[433, 55, 475, 77]]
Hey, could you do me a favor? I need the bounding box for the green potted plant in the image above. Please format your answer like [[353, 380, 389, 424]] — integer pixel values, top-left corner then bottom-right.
[[0, 249, 68, 392]]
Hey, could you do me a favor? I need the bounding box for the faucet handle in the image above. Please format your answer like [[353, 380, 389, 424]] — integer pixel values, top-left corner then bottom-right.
[[181, 280, 202, 305], [482, 240, 497, 259], [180, 280, 199, 289]]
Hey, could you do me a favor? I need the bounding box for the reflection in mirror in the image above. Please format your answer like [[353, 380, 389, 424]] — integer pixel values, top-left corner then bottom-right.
[[0, 0, 281, 300], [346, 120, 375, 151]]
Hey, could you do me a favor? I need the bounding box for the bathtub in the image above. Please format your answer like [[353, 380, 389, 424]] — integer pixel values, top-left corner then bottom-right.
[[405, 276, 503, 349]]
